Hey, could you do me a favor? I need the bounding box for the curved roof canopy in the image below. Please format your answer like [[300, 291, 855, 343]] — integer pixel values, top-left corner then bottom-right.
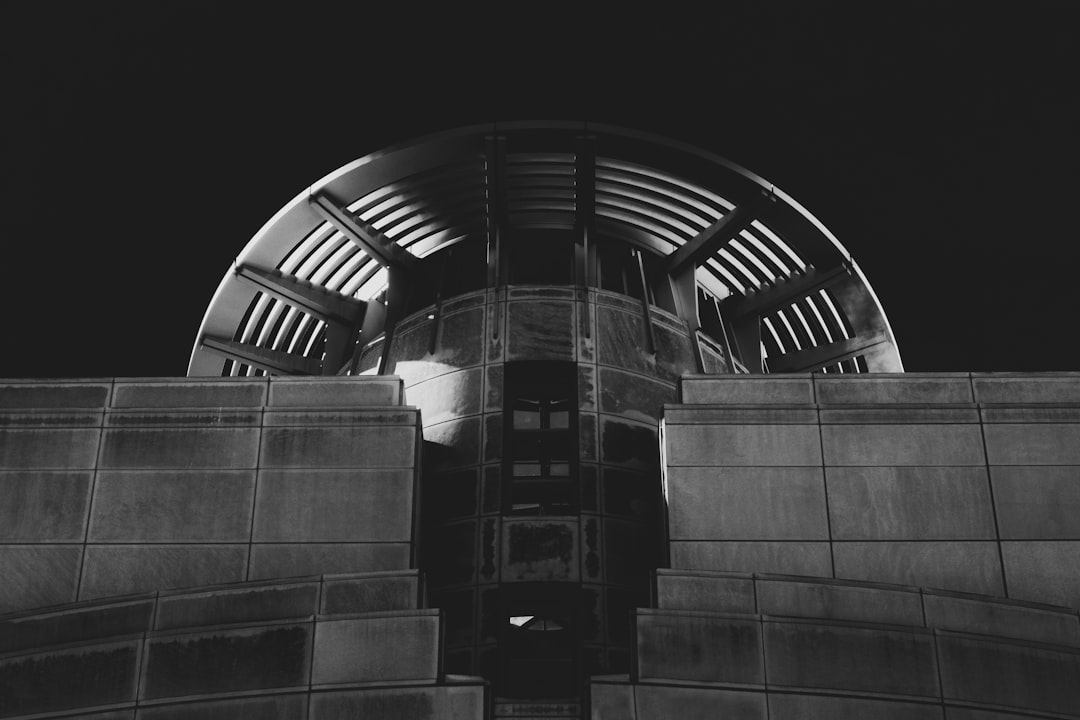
[[189, 122, 901, 377]]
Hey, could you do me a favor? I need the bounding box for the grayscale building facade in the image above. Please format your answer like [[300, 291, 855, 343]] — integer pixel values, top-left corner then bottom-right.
[[2, 124, 1080, 719]]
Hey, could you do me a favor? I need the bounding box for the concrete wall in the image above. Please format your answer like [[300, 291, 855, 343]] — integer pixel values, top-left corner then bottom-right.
[[664, 373, 1080, 610], [0, 377, 420, 614], [0, 571, 484, 720], [591, 570, 1080, 719]]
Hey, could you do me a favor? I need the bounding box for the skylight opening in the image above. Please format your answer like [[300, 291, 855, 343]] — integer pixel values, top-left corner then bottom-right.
[[595, 206, 685, 246], [789, 303, 820, 347], [762, 316, 787, 355], [728, 237, 777, 283], [278, 221, 336, 275], [596, 195, 699, 237], [803, 295, 835, 344], [597, 158, 735, 211], [596, 167, 730, 220], [703, 257, 746, 295], [751, 220, 805, 271], [595, 180, 715, 229], [295, 234, 349, 282], [775, 308, 804, 351], [819, 289, 852, 340], [309, 242, 358, 287], [715, 248, 762, 291], [240, 294, 273, 344], [738, 229, 790, 278]]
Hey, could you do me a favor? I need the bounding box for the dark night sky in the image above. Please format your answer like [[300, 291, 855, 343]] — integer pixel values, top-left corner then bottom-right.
[[3, 3, 1079, 378]]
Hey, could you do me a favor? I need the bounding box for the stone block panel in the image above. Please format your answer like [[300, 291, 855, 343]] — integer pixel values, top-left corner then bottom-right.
[[1001, 541, 1080, 609], [634, 685, 766, 720], [833, 541, 1003, 596], [597, 367, 675, 424], [141, 622, 312, 700], [937, 632, 1080, 716], [589, 681, 635, 720], [253, 469, 414, 542], [664, 424, 822, 466], [666, 466, 827, 540], [757, 578, 924, 626], [419, 416, 480, 470], [507, 300, 575, 362], [311, 611, 440, 685], [922, 592, 1080, 647], [310, 685, 484, 720], [0, 471, 92, 541], [599, 417, 658, 469], [0, 638, 139, 718], [259, 425, 417, 468], [991, 466, 1080, 538], [0, 428, 100, 468], [634, 610, 764, 685], [80, 545, 248, 600], [89, 471, 255, 542], [670, 541, 832, 577], [654, 571, 756, 613], [99, 428, 259, 469], [0, 545, 81, 613], [0, 598, 152, 654], [826, 466, 995, 540], [972, 374, 1080, 404], [679, 374, 814, 405], [832, 541, 1002, 596], [248, 543, 411, 580], [137, 694, 307, 720], [815, 374, 973, 405], [0, 382, 111, 408], [768, 693, 942, 720], [402, 368, 482, 426], [112, 380, 267, 408], [764, 620, 939, 697], [596, 306, 650, 374], [502, 519, 578, 582], [983, 424, 1080, 465], [268, 376, 403, 407], [321, 571, 421, 614], [822, 424, 984, 466], [155, 581, 320, 631]]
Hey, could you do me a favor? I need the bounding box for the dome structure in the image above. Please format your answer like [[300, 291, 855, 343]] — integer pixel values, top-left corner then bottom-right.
[[189, 122, 901, 379]]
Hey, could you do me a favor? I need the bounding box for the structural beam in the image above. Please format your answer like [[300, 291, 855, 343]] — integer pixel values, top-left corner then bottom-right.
[[766, 333, 886, 373], [310, 192, 415, 270], [575, 134, 596, 286], [235, 264, 367, 326], [485, 134, 508, 287], [722, 264, 850, 320], [666, 197, 762, 275], [201, 335, 323, 375]]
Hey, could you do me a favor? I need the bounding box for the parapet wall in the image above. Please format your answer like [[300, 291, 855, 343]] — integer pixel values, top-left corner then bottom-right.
[[0, 571, 484, 720], [663, 373, 1080, 610], [0, 377, 420, 614]]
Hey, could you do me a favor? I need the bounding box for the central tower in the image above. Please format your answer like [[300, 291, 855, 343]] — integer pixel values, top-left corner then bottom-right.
[[188, 122, 901, 703]]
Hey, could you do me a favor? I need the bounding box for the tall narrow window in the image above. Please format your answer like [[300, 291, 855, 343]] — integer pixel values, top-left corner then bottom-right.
[[504, 362, 577, 515]]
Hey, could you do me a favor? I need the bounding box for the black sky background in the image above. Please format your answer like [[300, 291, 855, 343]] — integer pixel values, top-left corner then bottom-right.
[[3, 2, 1078, 378]]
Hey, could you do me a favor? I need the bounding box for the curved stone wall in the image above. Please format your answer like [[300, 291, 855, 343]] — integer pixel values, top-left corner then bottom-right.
[[591, 571, 1080, 719], [0, 572, 483, 720]]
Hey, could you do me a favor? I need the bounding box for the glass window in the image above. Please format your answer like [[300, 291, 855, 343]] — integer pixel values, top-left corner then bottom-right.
[[504, 362, 577, 515]]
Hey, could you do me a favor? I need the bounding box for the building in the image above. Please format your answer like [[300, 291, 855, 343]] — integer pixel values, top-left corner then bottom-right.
[[2, 123, 1080, 719]]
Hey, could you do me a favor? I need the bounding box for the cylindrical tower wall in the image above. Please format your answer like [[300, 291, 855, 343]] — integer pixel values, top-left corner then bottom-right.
[[385, 286, 704, 696]]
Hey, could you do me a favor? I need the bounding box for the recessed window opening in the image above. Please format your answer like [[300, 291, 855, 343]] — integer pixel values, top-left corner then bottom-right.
[[504, 362, 577, 516]]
